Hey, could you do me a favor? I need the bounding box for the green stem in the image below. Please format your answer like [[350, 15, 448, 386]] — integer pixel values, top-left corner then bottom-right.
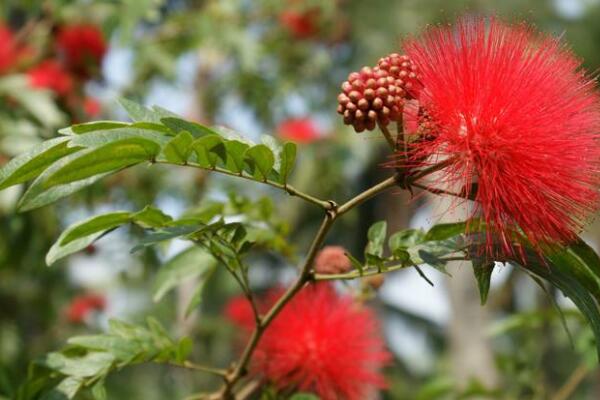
[[337, 174, 401, 215], [379, 122, 397, 150], [169, 361, 228, 377], [315, 256, 468, 281], [157, 161, 332, 210]]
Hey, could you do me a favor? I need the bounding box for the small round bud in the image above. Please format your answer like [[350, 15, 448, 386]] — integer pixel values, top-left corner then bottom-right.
[[365, 274, 385, 290], [336, 53, 420, 133]]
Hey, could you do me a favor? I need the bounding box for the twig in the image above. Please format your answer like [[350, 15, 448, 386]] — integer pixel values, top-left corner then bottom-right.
[[160, 161, 332, 210], [551, 364, 588, 400], [337, 173, 401, 215], [169, 361, 228, 377]]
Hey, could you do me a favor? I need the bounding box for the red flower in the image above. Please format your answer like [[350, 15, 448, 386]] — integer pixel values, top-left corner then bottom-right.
[[0, 24, 28, 74], [279, 9, 319, 39], [225, 295, 256, 330], [314, 245, 352, 274], [28, 60, 73, 96], [83, 97, 102, 117], [229, 284, 389, 399], [66, 294, 106, 324], [56, 24, 107, 76], [403, 18, 600, 254], [277, 118, 321, 143]]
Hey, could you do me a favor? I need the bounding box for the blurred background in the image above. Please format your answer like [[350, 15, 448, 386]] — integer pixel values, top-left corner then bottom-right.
[[1, 0, 600, 399]]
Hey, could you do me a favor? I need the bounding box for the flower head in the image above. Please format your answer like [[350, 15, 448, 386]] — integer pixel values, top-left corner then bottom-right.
[[66, 294, 106, 324], [403, 18, 600, 254], [28, 60, 73, 96], [229, 284, 389, 400], [277, 118, 321, 143], [56, 24, 106, 76], [314, 245, 352, 274]]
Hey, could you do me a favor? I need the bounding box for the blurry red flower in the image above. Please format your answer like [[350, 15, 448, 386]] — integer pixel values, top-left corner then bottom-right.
[[279, 8, 319, 39], [225, 295, 256, 330], [56, 24, 107, 76], [83, 97, 102, 117], [66, 294, 106, 324], [28, 60, 73, 96], [314, 245, 352, 274], [229, 284, 389, 400], [277, 118, 321, 143], [404, 18, 600, 254], [0, 24, 28, 74]]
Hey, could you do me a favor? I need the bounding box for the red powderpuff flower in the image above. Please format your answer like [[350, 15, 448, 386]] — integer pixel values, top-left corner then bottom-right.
[[0, 24, 29, 74], [56, 24, 107, 75], [403, 18, 600, 254], [28, 60, 73, 96], [314, 245, 352, 274], [279, 8, 319, 39], [66, 294, 106, 324], [229, 284, 389, 400], [277, 118, 321, 144]]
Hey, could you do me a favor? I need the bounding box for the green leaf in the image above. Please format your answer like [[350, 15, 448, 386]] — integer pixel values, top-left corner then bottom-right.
[[278, 142, 297, 184], [472, 259, 494, 305], [223, 140, 250, 174], [389, 228, 425, 256], [118, 98, 161, 123], [289, 394, 320, 400], [424, 221, 468, 241], [245, 144, 275, 181], [161, 131, 194, 164], [192, 135, 226, 168], [42, 377, 83, 400], [40, 352, 115, 378], [366, 221, 387, 258], [131, 225, 203, 253], [546, 239, 600, 301], [160, 117, 220, 138], [18, 170, 110, 212], [0, 137, 81, 190], [520, 252, 600, 360], [175, 337, 193, 364], [132, 206, 173, 228], [64, 121, 129, 135], [46, 212, 132, 266], [60, 212, 132, 246], [185, 264, 217, 317], [152, 246, 217, 302], [68, 127, 170, 149], [16, 139, 156, 210], [42, 138, 160, 187], [345, 251, 363, 274]]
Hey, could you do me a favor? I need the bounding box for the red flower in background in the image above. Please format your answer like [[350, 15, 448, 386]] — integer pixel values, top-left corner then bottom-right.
[[66, 294, 106, 324], [404, 18, 600, 254], [225, 295, 256, 330], [83, 97, 102, 117], [0, 24, 29, 74], [28, 60, 73, 96], [277, 118, 321, 143], [56, 24, 107, 76], [228, 284, 389, 400], [279, 8, 319, 39]]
